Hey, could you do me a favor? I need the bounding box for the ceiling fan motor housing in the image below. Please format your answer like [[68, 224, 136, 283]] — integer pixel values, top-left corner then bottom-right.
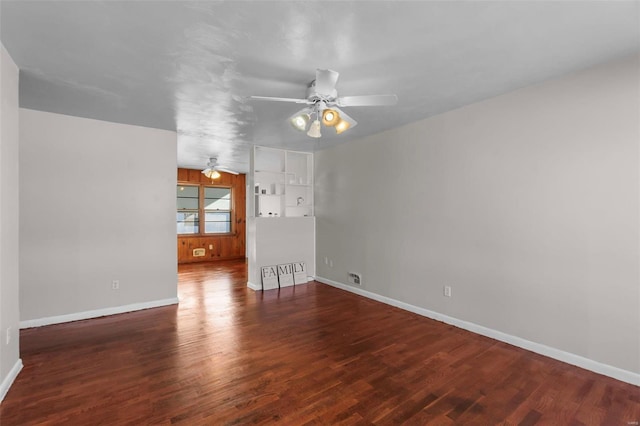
[[306, 80, 337, 103]]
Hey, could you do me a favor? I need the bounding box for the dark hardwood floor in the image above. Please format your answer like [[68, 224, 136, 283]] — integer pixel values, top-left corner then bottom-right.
[[1, 259, 638, 425]]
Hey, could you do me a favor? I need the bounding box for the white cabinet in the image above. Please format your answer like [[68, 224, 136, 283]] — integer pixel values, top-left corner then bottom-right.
[[251, 146, 313, 218]]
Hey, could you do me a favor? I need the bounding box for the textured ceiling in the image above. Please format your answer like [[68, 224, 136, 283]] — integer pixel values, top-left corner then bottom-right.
[[2, 1, 639, 173]]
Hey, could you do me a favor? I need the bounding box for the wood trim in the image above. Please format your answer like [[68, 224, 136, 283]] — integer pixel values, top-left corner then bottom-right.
[[177, 233, 238, 239]]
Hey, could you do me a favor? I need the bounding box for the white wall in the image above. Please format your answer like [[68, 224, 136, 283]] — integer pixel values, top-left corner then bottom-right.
[[0, 44, 22, 401], [19, 109, 178, 323], [315, 55, 639, 378], [247, 217, 315, 289]]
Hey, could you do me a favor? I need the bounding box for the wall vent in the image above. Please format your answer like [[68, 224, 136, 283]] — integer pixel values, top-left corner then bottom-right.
[[348, 272, 362, 286], [193, 248, 206, 257]]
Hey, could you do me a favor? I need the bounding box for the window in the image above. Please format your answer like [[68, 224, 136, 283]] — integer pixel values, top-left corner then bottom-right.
[[204, 187, 231, 233], [177, 185, 199, 234], [177, 185, 232, 235]]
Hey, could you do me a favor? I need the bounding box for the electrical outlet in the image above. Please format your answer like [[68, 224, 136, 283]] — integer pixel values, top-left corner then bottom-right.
[[444, 286, 452, 297], [6, 327, 11, 345], [329, 259, 334, 268], [112, 280, 120, 290], [324, 257, 329, 265]]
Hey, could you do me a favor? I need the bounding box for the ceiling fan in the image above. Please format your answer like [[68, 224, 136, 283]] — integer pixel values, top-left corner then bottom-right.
[[250, 69, 398, 138], [202, 157, 239, 180]]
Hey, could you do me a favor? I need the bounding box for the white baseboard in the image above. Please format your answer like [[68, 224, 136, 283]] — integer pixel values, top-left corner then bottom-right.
[[316, 276, 640, 387], [19, 297, 180, 329], [0, 358, 23, 402]]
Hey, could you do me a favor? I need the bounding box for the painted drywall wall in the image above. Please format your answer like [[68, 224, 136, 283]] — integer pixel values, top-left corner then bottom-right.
[[19, 109, 178, 322], [247, 217, 315, 289], [0, 44, 22, 401], [315, 55, 640, 375]]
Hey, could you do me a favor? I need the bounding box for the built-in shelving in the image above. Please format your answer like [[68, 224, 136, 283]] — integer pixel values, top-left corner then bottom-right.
[[250, 146, 313, 218]]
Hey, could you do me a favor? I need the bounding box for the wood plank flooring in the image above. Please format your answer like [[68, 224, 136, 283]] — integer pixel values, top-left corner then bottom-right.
[[1, 259, 638, 425]]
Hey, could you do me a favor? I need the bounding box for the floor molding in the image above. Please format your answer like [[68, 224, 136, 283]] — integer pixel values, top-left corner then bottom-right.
[[247, 281, 261, 291], [0, 359, 23, 402], [19, 298, 180, 329], [316, 276, 640, 387]]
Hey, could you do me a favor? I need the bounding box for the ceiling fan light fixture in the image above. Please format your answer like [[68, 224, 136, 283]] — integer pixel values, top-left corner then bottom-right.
[[322, 109, 340, 127], [290, 113, 310, 131], [202, 168, 221, 180], [335, 119, 351, 134], [251, 68, 394, 139], [307, 119, 322, 138]]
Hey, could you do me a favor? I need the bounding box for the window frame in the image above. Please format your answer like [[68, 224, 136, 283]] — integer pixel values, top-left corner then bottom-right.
[[177, 183, 234, 236], [202, 185, 233, 235], [177, 184, 201, 235]]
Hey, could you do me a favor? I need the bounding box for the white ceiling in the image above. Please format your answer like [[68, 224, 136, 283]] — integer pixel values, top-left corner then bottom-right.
[[2, 1, 638, 173]]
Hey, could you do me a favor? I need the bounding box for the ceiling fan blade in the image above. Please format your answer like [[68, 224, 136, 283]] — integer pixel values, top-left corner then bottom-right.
[[314, 69, 339, 96], [249, 96, 311, 104], [336, 94, 398, 107], [215, 167, 239, 175]]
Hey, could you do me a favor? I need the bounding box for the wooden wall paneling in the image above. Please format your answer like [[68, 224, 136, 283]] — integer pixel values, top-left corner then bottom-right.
[[177, 236, 246, 264], [177, 238, 187, 260], [220, 238, 233, 259], [186, 168, 202, 183], [207, 237, 219, 259], [177, 168, 190, 182]]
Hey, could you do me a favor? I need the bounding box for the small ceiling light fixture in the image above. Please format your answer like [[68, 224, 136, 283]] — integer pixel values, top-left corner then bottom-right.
[[333, 108, 356, 134], [322, 109, 340, 127], [307, 109, 322, 138], [202, 168, 221, 181], [307, 119, 322, 138], [335, 119, 351, 134], [289, 109, 311, 132], [285, 100, 363, 138]]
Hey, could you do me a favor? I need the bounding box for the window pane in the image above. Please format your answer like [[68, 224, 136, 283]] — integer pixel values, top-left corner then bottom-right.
[[205, 212, 230, 234], [177, 212, 199, 234], [205, 221, 230, 233], [177, 185, 199, 211], [177, 185, 198, 198], [204, 199, 230, 210], [204, 187, 231, 211], [205, 187, 230, 199], [177, 198, 199, 210], [205, 212, 230, 222], [177, 222, 199, 234]]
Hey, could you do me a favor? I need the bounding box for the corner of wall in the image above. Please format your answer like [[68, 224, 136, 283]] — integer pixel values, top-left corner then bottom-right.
[[0, 43, 22, 403]]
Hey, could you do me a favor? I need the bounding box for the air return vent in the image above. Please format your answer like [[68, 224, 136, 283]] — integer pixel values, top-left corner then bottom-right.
[[348, 272, 361, 286]]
